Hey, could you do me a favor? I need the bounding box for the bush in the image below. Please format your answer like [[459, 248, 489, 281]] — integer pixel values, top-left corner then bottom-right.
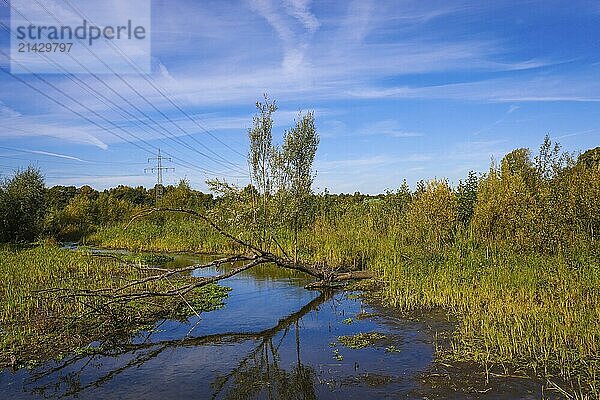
[[404, 180, 458, 252]]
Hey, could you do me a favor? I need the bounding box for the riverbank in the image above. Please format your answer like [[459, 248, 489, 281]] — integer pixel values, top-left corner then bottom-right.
[[2, 255, 556, 399], [2, 240, 598, 397], [0, 245, 230, 369]]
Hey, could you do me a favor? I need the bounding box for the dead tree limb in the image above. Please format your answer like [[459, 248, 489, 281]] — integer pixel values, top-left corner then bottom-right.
[[129, 207, 375, 285], [61, 255, 266, 304], [55, 207, 374, 307]]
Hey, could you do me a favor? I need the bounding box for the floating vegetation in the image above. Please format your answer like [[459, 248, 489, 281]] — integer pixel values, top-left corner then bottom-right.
[[338, 332, 386, 350], [342, 318, 353, 325], [355, 312, 376, 320], [140, 253, 174, 265], [385, 345, 401, 353], [103, 252, 175, 266], [332, 348, 344, 361]]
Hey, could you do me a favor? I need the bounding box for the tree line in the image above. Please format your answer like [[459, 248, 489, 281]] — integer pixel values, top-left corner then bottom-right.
[[1, 97, 598, 260]]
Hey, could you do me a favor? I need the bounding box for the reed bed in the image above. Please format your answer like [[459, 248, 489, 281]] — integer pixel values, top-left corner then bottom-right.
[[374, 246, 600, 398], [88, 218, 236, 254]]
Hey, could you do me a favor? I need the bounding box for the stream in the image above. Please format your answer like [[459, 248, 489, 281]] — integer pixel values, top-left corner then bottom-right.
[[0, 253, 557, 399]]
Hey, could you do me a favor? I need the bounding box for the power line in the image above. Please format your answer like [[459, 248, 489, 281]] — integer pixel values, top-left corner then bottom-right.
[[0, 53, 151, 154], [63, 0, 248, 160], [0, 1, 249, 183], [29, 0, 247, 174], [0, 9, 247, 177], [0, 49, 244, 179]]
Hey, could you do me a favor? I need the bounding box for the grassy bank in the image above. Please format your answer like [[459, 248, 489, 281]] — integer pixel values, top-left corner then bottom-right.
[[0, 245, 230, 368], [88, 218, 234, 254], [373, 246, 600, 397]]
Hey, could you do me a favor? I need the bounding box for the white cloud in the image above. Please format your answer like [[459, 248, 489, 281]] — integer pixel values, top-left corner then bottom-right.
[[554, 128, 599, 140], [26, 149, 86, 162], [283, 0, 320, 33], [347, 70, 600, 103], [0, 102, 20, 118], [0, 116, 109, 149], [357, 120, 424, 138], [317, 155, 394, 170], [1, 0, 597, 192], [248, 0, 319, 74]]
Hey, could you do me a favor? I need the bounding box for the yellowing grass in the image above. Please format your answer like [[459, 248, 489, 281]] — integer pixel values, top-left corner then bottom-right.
[[375, 248, 600, 397]]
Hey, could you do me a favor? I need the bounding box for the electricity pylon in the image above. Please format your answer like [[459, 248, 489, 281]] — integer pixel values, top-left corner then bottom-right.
[[145, 149, 174, 203]]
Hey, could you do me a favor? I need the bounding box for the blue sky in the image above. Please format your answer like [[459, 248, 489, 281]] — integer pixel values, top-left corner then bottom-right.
[[0, 0, 599, 193]]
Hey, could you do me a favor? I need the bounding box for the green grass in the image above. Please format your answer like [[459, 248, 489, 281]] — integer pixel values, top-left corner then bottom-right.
[[374, 246, 600, 398], [88, 218, 237, 254], [89, 208, 384, 268], [0, 245, 229, 368]]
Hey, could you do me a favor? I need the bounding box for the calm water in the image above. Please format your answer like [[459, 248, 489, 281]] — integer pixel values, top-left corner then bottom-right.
[[0, 254, 555, 399]]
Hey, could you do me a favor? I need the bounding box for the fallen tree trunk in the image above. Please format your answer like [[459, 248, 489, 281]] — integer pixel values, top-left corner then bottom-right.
[[57, 207, 374, 305], [128, 207, 375, 285]]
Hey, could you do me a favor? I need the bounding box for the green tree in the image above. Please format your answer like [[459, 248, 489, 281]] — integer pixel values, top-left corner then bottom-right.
[[535, 134, 573, 181], [278, 111, 320, 261], [501, 148, 536, 189], [456, 171, 479, 226], [248, 94, 278, 246], [564, 152, 600, 241], [405, 180, 458, 252], [472, 151, 540, 250], [577, 146, 600, 170], [0, 167, 46, 243], [46, 185, 77, 210], [161, 179, 195, 209]]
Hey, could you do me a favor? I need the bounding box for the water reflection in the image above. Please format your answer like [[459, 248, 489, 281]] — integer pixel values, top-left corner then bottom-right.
[[17, 291, 331, 399], [1, 255, 424, 399], [0, 254, 551, 399]]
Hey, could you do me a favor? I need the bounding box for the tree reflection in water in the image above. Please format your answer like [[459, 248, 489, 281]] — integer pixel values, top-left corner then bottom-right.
[[24, 290, 333, 399]]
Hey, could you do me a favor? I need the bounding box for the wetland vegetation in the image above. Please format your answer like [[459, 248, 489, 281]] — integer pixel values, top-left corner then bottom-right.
[[0, 245, 230, 369], [1, 98, 599, 398]]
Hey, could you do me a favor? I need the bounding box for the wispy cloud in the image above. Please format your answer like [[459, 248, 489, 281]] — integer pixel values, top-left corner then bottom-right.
[[0, 116, 109, 149], [553, 128, 599, 140], [28, 150, 86, 161], [248, 0, 319, 73], [447, 140, 508, 163], [283, 0, 320, 33], [356, 120, 424, 138], [347, 70, 600, 103], [0, 147, 87, 162], [0, 0, 598, 191], [317, 155, 394, 170], [0, 101, 20, 118], [473, 105, 520, 135]]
